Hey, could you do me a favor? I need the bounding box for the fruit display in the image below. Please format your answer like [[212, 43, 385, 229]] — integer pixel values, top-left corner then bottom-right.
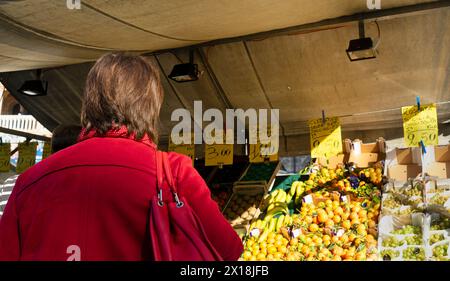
[[428, 192, 450, 207], [211, 189, 231, 210], [402, 246, 426, 261], [430, 217, 450, 230], [223, 193, 263, 227], [431, 243, 450, 261], [241, 164, 383, 261]]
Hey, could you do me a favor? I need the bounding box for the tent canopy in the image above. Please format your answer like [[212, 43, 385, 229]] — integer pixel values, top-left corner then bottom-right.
[[0, 0, 449, 155]]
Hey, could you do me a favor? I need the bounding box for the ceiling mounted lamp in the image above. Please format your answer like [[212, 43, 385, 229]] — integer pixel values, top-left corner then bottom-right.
[[18, 69, 48, 96], [346, 21, 377, 62], [168, 50, 199, 83]]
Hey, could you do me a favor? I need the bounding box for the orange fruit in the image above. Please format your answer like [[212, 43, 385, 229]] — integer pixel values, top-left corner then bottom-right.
[[334, 207, 344, 216], [243, 251, 252, 260], [260, 241, 267, 249], [318, 212, 328, 223], [342, 220, 351, 230], [325, 220, 335, 228], [348, 233, 356, 242], [249, 255, 257, 261], [332, 246, 343, 257], [289, 238, 299, 247], [351, 218, 360, 226], [350, 212, 359, 221], [275, 234, 284, 241], [252, 248, 260, 256], [278, 245, 287, 254], [358, 209, 367, 219], [266, 254, 274, 260], [309, 223, 319, 232], [273, 252, 283, 259], [301, 245, 310, 256], [305, 216, 313, 224], [333, 215, 341, 224], [332, 236, 339, 243], [274, 240, 283, 248], [267, 238, 276, 245], [268, 246, 277, 254], [332, 255, 342, 261]]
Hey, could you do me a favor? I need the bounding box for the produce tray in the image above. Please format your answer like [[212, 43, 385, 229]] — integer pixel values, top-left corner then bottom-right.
[[270, 174, 309, 193], [222, 188, 265, 228], [234, 161, 281, 193]]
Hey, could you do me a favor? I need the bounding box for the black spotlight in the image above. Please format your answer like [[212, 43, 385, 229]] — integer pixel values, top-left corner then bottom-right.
[[18, 69, 48, 96], [346, 21, 377, 62], [169, 51, 199, 83]]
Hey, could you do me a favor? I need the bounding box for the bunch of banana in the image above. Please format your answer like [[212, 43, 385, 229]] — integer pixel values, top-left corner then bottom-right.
[[255, 214, 293, 242], [291, 181, 306, 205]]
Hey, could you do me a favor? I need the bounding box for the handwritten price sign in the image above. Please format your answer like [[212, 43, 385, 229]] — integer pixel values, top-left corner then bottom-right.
[[309, 117, 342, 158], [205, 144, 233, 166], [16, 142, 38, 173], [0, 143, 11, 172], [168, 133, 195, 163], [402, 104, 438, 147], [248, 125, 278, 163], [249, 143, 279, 163]]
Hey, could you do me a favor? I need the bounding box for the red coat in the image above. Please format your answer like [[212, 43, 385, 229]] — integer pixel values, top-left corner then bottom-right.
[[0, 132, 243, 261]]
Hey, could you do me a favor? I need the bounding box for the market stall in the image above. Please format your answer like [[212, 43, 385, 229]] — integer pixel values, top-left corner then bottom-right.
[[0, 0, 449, 262]]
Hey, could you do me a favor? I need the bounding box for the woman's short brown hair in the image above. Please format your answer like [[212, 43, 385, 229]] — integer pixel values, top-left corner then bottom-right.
[[81, 53, 163, 142]]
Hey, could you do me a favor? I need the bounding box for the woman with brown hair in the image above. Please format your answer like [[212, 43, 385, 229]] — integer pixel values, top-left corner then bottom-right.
[[0, 53, 243, 261]]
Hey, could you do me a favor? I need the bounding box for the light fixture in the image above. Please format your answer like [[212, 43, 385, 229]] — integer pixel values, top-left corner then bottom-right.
[[168, 51, 199, 83], [346, 21, 377, 62], [18, 69, 48, 96]]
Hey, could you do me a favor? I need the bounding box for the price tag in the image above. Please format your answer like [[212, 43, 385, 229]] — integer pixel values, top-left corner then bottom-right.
[[309, 117, 342, 158], [302, 194, 314, 204], [248, 124, 278, 162], [205, 144, 233, 166], [0, 143, 11, 172], [402, 104, 438, 147], [249, 143, 278, 163], [16, 142, 38, 173], [168, 132, 195, 163], [205, 130, 233, 166], [42, 141, 51, 159]]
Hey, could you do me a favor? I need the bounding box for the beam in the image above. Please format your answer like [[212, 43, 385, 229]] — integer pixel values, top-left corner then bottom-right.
[[149, 1, 450, 55], [0, 126, 50, 141]]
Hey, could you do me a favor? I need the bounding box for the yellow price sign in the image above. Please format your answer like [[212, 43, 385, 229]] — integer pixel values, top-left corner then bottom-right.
[[204, 129, 234, 166], [16, 142, 38, 173], [168, 132, 195, 163], [0, 143, 11, 172], [248, 125, 279, 163], [402, 104, 438, 147], [205, 144, 233, 166], [249, 143, 279, 163], [42, 142, 51, 159], [309, 117, 342, 158]]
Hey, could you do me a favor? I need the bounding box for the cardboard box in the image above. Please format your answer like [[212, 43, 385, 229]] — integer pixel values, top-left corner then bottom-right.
[[425, 145, 450, 179], [315, 139, 385, 169], [385, 147, 423, 181]]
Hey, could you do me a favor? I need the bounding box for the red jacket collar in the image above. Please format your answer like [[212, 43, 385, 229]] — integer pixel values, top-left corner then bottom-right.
[[78, 126, 157, 149]]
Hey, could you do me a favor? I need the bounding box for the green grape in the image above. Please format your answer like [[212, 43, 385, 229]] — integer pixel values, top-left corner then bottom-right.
[[429, 234, 445, 245], [382, 236, 405, 248], [381, 249, 400, 260], [402, 247, 425, 261], [432, 244, 449, 258], [431, 194, 450, 206], [392, 225, 421, 235], [431, 218, 450, 230], [405, 235, 422, 246], [383, 197, 401, 209]]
